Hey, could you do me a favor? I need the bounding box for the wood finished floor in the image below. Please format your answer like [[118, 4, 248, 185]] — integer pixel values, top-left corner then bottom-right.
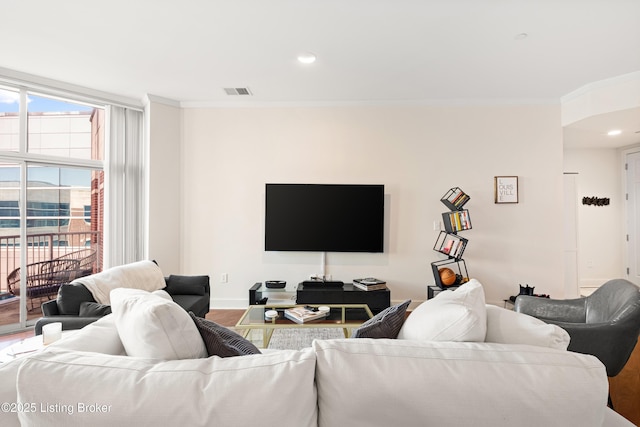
[[1, 309, 638, 425]]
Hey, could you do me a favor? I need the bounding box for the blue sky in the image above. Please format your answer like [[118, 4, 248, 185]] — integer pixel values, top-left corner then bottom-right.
[[0, 89, 93, 113]]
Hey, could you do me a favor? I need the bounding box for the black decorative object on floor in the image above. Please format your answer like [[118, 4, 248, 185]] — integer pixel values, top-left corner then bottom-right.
[[509, 284, 550, 303]]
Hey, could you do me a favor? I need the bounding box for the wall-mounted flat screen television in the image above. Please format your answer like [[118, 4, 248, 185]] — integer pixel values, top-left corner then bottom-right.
[[265, 183, 384, 253]]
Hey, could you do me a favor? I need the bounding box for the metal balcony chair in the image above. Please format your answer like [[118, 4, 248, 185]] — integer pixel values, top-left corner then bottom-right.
[[515, 279, 640, 408], [6, 249, 97, 311]]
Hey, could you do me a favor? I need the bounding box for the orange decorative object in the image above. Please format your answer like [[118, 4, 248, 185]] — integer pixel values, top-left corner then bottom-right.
[[439, 268, 457, 286]]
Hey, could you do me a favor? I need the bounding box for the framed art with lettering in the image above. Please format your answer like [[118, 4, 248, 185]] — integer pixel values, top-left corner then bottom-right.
[[494, 176, 518, 204]]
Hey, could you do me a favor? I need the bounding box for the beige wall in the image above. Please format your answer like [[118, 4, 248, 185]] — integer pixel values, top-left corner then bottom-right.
[[564, 147, 625, 290], [170, 104, 564, 308]]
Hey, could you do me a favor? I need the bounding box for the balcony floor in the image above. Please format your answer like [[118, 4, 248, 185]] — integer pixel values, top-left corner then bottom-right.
[[0, 296, 44, 327]]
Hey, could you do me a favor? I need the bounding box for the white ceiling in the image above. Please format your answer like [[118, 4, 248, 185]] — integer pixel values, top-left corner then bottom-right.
[[1, 1, 639, 147]]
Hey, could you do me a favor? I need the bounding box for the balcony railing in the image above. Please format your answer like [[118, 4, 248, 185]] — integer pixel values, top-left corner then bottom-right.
[[0, 231, 102, 295]]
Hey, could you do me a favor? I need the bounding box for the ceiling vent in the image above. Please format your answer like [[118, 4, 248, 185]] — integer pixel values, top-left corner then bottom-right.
[[223, 87, 252, 96]]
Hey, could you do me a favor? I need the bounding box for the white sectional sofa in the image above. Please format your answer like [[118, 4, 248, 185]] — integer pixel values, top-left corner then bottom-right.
[[0, 279, 634, 426]]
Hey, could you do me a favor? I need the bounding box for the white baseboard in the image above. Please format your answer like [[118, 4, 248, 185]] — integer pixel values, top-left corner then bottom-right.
[[210, 298, 426, 310], [210, 298, 248, 309], [579, 287, 599, 297], [579, 278, 607, 288]]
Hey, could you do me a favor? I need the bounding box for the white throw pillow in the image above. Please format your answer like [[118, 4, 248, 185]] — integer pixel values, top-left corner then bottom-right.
[[485, 304, 571, 350], [49, 314, 126, 355], [110, 288, 207, 360], [397, 278, 487, 342]]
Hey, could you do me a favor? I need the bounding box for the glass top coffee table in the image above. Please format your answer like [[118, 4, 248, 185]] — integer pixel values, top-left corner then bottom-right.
[[235, 304, 374, 348]]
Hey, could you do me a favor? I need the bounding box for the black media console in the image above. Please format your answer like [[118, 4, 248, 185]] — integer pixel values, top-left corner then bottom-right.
[[249, 282, 391, 314]]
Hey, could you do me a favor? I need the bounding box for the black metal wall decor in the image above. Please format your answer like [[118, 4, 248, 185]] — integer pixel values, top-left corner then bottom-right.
[[582, 196, 610, 206]]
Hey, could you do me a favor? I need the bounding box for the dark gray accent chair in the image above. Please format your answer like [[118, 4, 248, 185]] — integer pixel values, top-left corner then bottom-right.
[[34, 275, 210, 335], [515, 278, 640, 379]]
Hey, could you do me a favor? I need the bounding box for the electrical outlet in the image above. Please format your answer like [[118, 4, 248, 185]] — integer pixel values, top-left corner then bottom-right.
[[433, 220, 441, 231], [221, 273, 228, 283]]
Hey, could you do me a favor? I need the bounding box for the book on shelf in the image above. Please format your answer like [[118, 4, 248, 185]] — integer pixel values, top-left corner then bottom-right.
[[449, 239, 460, 256], [442, 238, 454, 254], [443, 210, 472, 233], [444, 187, 462, 203], [452, 240, 466, 258], [284, 307, 329, 324], [453, 194, 469, 208], [353, 282, 388, 291], [354, 278, 386, 285]]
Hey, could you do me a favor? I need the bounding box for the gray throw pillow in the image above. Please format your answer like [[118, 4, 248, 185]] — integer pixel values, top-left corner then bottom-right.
[[351, 299, 411, 339], [78, 301, 112, 317], [189, 312, 261, 357]]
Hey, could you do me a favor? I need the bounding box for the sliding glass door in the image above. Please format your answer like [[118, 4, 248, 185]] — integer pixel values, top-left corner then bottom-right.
[[0, 87, 104, 332]]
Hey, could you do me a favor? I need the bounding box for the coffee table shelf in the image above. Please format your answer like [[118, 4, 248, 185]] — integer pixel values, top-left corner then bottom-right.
[[235, 304, 373, 348]]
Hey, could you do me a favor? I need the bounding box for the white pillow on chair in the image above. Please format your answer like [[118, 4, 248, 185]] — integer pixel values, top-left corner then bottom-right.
[[110, 288, 207, 360], [485, 304, 570, 350]]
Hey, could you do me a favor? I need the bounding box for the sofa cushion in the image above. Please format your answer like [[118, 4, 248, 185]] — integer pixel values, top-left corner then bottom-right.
[[189, 312, 261, 357], [48, 314, 125, 356], [56, 283, 96, 315], [170, 294, 209, 317], [78, 301, 112, 317], [16, 347, 318, 427], [313, 339, 608, 427], [397, 278, 486, 342], [352, 299, 411, 339], [164, 274, 208, 296], [110, 288, 207, 360], [485, 304, 571, 350]]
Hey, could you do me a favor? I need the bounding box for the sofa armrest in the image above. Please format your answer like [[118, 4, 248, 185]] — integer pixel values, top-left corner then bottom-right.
[[34, 316, 102, 335], [515, 295, 587, 323], [545, 319, 639, 376], [41, 300, 60, 316]]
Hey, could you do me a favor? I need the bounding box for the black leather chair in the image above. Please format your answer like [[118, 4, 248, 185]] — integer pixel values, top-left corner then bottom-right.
[[515, 278, 640, 378], [35, 274, 210, 335]]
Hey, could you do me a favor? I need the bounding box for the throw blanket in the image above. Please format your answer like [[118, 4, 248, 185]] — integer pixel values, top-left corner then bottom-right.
[[73, 260, 166, 304]]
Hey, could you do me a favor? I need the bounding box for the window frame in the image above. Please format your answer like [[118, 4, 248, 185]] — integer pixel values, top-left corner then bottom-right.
[[0, 85, 106, 331]]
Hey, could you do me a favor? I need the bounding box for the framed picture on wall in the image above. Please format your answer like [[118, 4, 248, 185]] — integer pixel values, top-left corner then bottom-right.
[[494, 176, 518, 204]]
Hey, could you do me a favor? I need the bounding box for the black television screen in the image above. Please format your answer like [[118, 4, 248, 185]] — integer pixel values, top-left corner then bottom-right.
[[265, 184, 384, 252]]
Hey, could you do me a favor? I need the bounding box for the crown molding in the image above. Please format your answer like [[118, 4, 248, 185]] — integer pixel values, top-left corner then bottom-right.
[[561, 71, 640, 126], [180, 97, 558, 109], [144, 94, 181, 108]]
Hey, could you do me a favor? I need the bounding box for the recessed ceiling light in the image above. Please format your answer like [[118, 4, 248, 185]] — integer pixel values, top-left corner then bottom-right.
[[607, 129, 622, 136], [297, 52, 317, 64], [515, 33, 528, 40]]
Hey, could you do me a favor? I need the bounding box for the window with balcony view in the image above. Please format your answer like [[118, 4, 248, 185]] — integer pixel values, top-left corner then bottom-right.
[[0, 87, 104, 329]]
